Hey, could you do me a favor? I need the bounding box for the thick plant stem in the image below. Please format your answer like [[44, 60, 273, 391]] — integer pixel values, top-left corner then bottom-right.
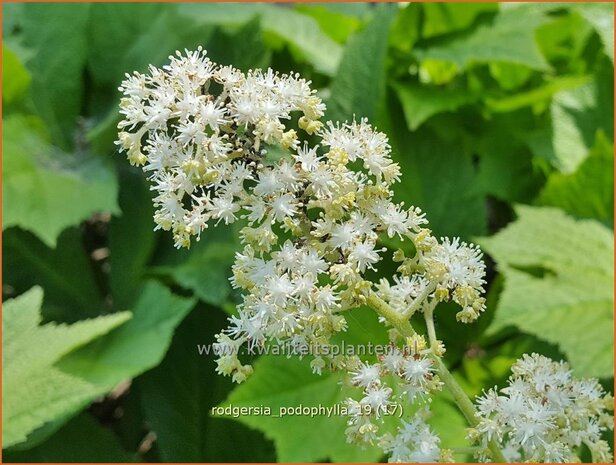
[[365, 291, 508, 463]]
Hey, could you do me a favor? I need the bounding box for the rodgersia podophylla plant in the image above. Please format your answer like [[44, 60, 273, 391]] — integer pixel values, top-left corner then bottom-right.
[[117, 48, 613, 463]]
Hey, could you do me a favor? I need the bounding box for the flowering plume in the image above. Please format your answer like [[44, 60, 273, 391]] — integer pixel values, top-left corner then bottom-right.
[[117, 49, 613, 463]]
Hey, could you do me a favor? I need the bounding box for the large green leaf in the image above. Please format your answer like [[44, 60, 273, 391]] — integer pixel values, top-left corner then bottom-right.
[[219, 356, 381, 463], [177, 3, 341, 76], [4, 413, 136, 462], [416, 7, 550, 71], [550, 77, 613, 173], [2, 287, 131, 448], [108, 168, 157, 310], [205, 16, 270, 72], [150, 224, 238, 307], [475, 124, 545, 203], [394, 82, 479, 130], [6, 283, 192, 453], [218, 307, 390, 462], [429, 394, 471, 456], [576, 2, 614, 61], [3, 228, 104, 322], [327, 4, 396, 122], [157, 244, 236, 307], [138, 305, 275, 462], [523, 69, 613, 174], [478, 206, 614, 378], [295, 4, 362, 44], [87, 4, 179, 89], [21, 3, 90, 147], [58, 281, 196, 391], [538, 131, 614, 224], [421, 2, 499, 38], [389, 3, 421, 54], [388, 120, 487, 240], [2, 115, 119, 247]]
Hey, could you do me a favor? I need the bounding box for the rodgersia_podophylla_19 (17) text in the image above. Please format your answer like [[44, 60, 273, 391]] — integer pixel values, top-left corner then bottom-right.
[[117, 48, 613, 463]]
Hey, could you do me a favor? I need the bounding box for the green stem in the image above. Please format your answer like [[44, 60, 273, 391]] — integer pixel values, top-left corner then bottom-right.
[[365, 291, 508, 463], [423, 301, 438, 349], [365, 291, 415, 337]]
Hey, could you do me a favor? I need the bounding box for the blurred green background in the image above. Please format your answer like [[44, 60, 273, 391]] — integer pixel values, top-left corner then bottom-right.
[[2, 2, 614, 462]]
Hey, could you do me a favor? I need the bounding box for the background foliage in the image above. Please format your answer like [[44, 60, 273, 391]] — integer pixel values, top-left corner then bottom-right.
[[2, 2, 614, 462]]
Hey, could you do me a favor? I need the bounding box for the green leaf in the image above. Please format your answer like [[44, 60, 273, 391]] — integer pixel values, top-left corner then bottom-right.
[[204, 16, 271, 72], [2, 287, 131, 448], [327, 5, 396, 122], [456, 334, 566, 398], [393, 82, 479, 130], [416, 7, 550, 71], [294, 5, 362, 44], [21, 3, 90, 147], [475, 124, 545, 203], [161, 244, 236, 306], [389, 3, 421, 54], [218, 306, 392, 462], [478, 206, 614, 378], [58, 281, 196, 391], [219, 356, 382, 463], [5, 282, 189, 451], [550, 77, 612, 173], [488, 62, 533, 91], [4, 413, 136, 462], [3, 228, 104, 322], [485, 75, 591, 113], [138, 305, 275, 462], [177, 3, 342, 76], [429, 394, 470, 453], [2, 115, 119, 247], [2, 44, 31, 104], [421, 2, 498, 38], [524, 66, 613, 174], [576, 2, 614, 61], [538, 131, 614, 224], [151, 225, 238, 307], [87, 4, 184, 91], [390, 124, 487, 240], [534, 9, 594, 69], [109, 168, 157, 310]]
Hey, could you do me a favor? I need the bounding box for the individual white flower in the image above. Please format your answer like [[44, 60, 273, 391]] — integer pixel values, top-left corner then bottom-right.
[[266, 273, 295, 306], [348, 240, 381, 272], [350, 362, 382, 389], [402, 357, 434, 387], [361, 386, 393, 417], [270, 193, 298, 221], [207, 195, 240, 225], [294, 143, 321, 171], [381, 347, 406, 374]]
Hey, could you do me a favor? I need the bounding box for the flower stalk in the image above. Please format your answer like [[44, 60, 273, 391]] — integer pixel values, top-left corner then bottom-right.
[[366, 290, 508, 463]]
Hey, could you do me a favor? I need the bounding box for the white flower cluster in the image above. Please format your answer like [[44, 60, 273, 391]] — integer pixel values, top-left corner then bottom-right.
[[118, 49, 614, 464], [471, 354, 614, 463], [116, 49, 489, 384], [382, 412, 442, 463], [383, 236, 487, 324], [344, 335, 445, 463], [117, 47, 324, 249]]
